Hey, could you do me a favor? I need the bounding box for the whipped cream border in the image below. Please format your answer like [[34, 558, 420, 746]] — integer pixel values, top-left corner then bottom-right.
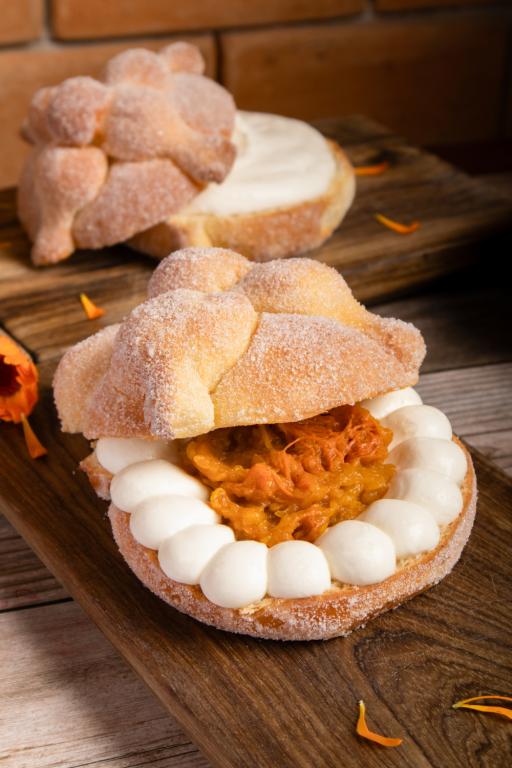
[[97, 389, 467, 609]]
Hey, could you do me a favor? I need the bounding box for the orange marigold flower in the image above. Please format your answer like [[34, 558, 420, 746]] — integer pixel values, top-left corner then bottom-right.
[[0, 335, 39, 423]]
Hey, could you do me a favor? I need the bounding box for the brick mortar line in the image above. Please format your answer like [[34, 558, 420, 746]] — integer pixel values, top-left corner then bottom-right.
[[0, 4, 510, 54], [39, 0, 52, 46]]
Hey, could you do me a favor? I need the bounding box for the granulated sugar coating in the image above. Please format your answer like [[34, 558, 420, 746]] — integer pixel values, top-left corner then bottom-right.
[[103, 49, 171, 89], [234, 259, 368, 325], [46, 76, 112, 147], [159, 42, 205, 76], [213, 313, 419, 427], [102, 84, 235, 180], [148, 247, 252, 296], [54, 248, 426, 440], [72, 159, 198, 248], [129, 129, 356, 264], [170, 73, 236, 137], [53, 324, 120, 433], [18, 42, 236, 266], [18, 145, 108, 265]]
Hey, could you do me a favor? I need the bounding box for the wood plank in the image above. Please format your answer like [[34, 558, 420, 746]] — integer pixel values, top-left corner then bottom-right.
[[465, 430, 512, 477], [373, 268, 512, 373], [1, 114, 511, 766], [480, 172, 512, 200], [5, 254, 510, 620], [0, 397, 511, 767], [1, 115, 511, 326], [0, 514, 68, 610], [312, 117, 511, 300], [2, 362, 510, 615], [0, 600, 208, 768], [416, 364, 512, 438]]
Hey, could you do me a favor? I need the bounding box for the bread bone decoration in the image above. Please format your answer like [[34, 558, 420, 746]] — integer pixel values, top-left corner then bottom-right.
[[17, 43, 355, 266], [54, 248, 477, 640]]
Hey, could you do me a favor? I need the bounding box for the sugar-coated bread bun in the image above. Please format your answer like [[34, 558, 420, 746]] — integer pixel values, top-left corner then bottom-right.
[[54, 248, 425, 440]]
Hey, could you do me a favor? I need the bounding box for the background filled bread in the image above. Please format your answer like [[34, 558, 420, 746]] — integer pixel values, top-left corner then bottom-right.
[[129, 141, 355, 262]]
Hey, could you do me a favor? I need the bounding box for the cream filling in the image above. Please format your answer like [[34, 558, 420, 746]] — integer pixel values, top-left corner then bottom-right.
[[182, 111, 337, 216], [97, 389, 467, 607]]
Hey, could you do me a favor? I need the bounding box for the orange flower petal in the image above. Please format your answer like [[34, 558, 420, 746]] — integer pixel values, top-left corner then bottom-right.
[[356, 701, 402, 747], [355, 161, 390, 176], [0, 335, 39, 423], [80, 293, 105, 320], [20, 414, 47, 459], [375, 213, 420, 235], [453, 695, 512, 721]]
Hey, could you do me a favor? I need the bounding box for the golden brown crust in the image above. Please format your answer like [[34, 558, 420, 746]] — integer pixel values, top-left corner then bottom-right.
[[53, 324, 120, 433], [80, 451, 112, 500], [128, 141, 355, 262], [53, 249, 425, 440], [105, 438, 476, 640]]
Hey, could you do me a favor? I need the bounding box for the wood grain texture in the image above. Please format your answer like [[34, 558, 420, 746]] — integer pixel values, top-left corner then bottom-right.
[[1, 117, 511, 767], [0, 601, 208, 768], [3, 261, 511, 620], [416, 364, 512, 437], [0, 116, 510, 329], [0, 514, 68, 610], [2, 365, 510, 615], [465, 430, 512, 476], [0, 414, 511, 767], [373, 268, 512, 374]]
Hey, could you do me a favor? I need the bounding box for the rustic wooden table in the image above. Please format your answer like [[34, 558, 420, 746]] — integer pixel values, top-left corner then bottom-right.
[[1, 171, 511, 767]]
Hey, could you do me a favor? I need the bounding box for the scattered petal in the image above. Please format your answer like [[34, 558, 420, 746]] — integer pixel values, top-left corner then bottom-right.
[[356, 700, 403, 747], [355, 161, 390, 176], [21, 413, 47, 459], [375, 213, 420, 235], [80, 292, 105, 320], [453, 695, 512, 721]]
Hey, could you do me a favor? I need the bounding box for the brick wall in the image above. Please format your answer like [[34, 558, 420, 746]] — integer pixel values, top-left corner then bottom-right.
[[0, 0, 510, 188]]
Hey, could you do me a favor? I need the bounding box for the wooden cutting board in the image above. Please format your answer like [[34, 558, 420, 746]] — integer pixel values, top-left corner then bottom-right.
[[0, 410, 511, 767], [1, 115, 511, 766], [1, 115, 511, 313]]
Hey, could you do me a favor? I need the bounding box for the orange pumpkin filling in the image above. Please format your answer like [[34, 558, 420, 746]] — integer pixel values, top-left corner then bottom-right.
[[183, 405, 395, 546]]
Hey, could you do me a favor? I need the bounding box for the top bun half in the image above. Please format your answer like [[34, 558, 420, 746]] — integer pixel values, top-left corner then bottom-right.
[[53, 248, 426, 439]]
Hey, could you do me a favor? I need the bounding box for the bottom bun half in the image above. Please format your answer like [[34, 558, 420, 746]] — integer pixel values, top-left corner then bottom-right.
[[107, 440, 477, 641]]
